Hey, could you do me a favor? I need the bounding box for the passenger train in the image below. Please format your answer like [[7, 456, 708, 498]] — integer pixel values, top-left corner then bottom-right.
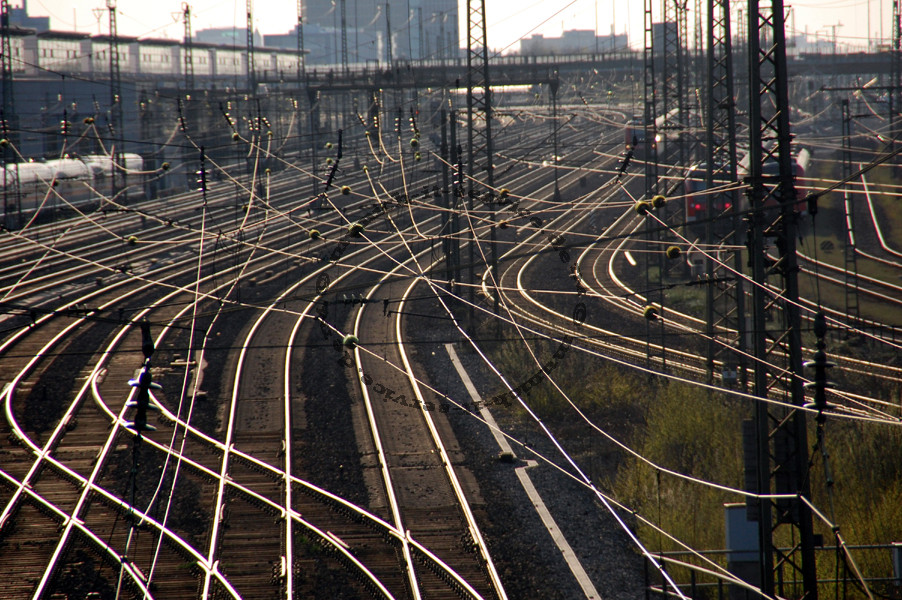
[[683, 147, 811, 227], [624, 109, 698, 158], [5, 27, 303, 83], [1, 153, 145, 222]]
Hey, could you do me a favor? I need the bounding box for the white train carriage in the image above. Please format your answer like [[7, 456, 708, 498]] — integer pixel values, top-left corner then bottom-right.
[[84, 35, 138, 78], [20, 30, 90, 76], [253, 50, 276, 78], [211, 45, 246, 78], [273, 50, 301, 78], [1, 153, 145, 220], [17, 27, 303, 85], [7, 27, 32, 75], [186, 45, 215, 78], [135, 38, 180, 76]]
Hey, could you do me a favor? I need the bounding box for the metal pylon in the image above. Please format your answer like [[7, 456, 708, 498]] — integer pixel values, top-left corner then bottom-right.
[[661, 0, 687, 167], [182, 3, 194, 90], [841, 99, 859, 325], [465, 0, 498, 317], [1, 0, 18, 228], [644, 0, 660, 194], [246, 0, 255, 92], [384, 3, 393, 68], [745, 1, 818, 598], [296, 0, 305, 81], [339, 0, 348, 74], [892, 0, 901, 139], [703, 0, 746, 389], [643, 0, 666, 369], [108, 0, 125, 201], [1, 0, 14, 147]]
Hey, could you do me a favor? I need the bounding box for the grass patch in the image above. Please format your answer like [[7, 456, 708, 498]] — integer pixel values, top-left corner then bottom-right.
[[485, 321, 902, 596]]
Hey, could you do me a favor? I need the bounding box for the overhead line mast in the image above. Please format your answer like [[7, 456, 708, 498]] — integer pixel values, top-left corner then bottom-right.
[[745, 0, 818, 597], [183, 3, 194, 91], [246, 0, 255, 93], [108, 0, 125, 201], [340, 0, 348, 74], [1, 0, 19, 228], [296, 0, 305, 81], [643, 0, 666, 369], [892, 0, 901, 140], [465, 0, 499, 321], [704, 0, 745, 388]]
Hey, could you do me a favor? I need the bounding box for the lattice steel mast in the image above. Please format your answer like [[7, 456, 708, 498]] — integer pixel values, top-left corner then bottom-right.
[[465, 0, 499, 317], [246, 0, 255, 92], [643, 0, 666, 368], [108, 0, 125, 199], [1, 0, 18, 227], [297, 0, 305, 81], [643, 0, 660, 193], [892, 0, 901, 140], [745, 1, 818, 597], [384, 3, 393, 68], [703, 0, 745, 388], [340, 0, 348, 74], [661, 0, 687, 166], [0, 0, 14, 148], [840, 99, 860, 325], [182, 3, 194, 90]]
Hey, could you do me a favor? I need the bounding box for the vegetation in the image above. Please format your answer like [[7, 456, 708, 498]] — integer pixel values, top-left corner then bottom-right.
[[486, 328, 902, 598]]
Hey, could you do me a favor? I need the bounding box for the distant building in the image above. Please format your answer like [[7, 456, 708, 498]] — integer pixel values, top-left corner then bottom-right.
[[265, 0, 458, 65], [519, 30, 628, 55], [787, 33, 836, 55], [195, 27, 263, 49], [264, 23, 382, 65], [9, 0, 49, 32]]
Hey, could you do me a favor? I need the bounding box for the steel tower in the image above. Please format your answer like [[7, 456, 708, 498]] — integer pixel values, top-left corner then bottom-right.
[[703, 0, 745, 388], [745, 1, 818, 597]]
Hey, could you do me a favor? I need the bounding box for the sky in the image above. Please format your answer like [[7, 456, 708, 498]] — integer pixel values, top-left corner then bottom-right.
[[26, 0, 895, 54]]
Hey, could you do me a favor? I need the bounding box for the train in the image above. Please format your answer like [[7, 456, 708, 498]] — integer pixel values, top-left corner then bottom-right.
[[683, 147, 811, 226], [5, 27, 302, 83], [624, 109, 697, 159], [1, 153, 146, 223]]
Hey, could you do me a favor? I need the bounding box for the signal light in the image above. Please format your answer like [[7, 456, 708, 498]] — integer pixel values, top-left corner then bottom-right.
[[194, 168, 206, 192]]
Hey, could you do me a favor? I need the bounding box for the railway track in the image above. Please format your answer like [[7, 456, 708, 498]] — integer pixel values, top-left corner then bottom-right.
[[0, 102, 585, 597], [4, 88, 899, 600]]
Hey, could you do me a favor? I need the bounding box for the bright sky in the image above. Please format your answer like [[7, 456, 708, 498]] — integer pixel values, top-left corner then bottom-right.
[[28, 0, 894, 53]]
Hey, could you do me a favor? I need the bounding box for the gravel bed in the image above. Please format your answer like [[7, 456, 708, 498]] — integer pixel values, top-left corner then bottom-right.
[[406, 298, 647, 600]]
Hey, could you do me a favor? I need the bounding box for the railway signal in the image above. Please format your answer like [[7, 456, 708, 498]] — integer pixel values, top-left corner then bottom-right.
[[125, 321, 161, 434], [803, 311, 835, 420]]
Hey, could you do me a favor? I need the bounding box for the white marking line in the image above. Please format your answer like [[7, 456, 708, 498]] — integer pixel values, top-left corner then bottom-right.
[[446, 344, 514, 456], [444, 343, 601, 600]]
